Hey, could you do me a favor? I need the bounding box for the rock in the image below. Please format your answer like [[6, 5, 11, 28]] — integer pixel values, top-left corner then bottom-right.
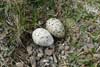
[[45, 48, 54, 56], [64, 45, 70, 51], [36, 48, 43, 60], [87, 43, 94, 49], [93, 54, 100, 58], [29, 56, 36, 67], [16, 62, 24, 67], [32, 28, 54, 46], [40, 58, 49, 67], [58, 44, 64, 50], [27, 45, 33, 55], [46, 18, 65, 38]]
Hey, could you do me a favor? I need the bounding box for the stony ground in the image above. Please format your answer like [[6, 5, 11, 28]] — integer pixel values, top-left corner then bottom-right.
[[0, 0, 100, 67]]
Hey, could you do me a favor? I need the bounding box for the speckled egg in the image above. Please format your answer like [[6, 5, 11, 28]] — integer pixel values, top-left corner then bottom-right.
[[46, 18, 65, 38], [32, 28, 54, 46]]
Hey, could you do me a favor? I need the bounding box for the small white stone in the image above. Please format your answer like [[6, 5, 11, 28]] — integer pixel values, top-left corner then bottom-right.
[[84, 4, 99, 15], [94, 54, 100, 58], [16, 62, 24, 67], [45, 48, 54, 56], [46, 18, 65, 38], [32, 28, 54, 46], [27, 45, 33, 55]]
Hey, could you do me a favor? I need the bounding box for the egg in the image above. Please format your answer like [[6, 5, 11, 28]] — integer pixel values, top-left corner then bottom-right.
[[32, 28, 54, 46], [46, 18, 65, 38]]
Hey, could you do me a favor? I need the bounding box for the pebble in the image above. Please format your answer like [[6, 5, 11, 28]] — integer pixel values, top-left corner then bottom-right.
[[64, 45, 70, 51], [16, 62, 24, 67], [45, 48, 54, 56], [29, 56, 36, 67], [87, 43, 94, 49], [36, 48, 43, 60], [40, 58, 49, 67], [93, 54, 100, 58], [27, 45, 33, 55]]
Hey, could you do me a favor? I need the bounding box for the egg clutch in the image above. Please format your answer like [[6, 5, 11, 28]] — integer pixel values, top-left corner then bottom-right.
[[32, 18, 65, 46]]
